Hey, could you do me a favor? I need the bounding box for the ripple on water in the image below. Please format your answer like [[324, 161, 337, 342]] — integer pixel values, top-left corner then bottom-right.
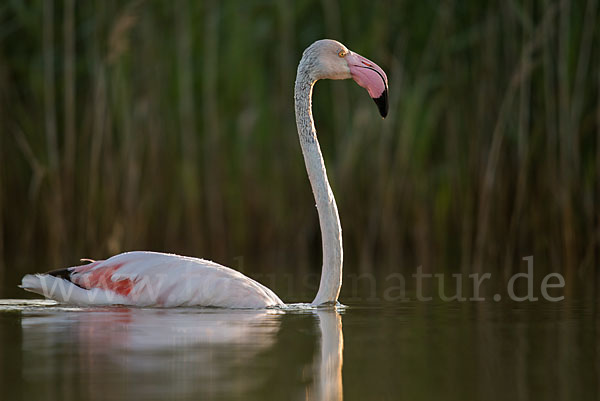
[[0, 299, 349, 314], [0, 299, 84, 312]]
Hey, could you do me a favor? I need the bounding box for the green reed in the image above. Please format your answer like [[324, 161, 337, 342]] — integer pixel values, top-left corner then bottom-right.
[[0, 0, 598, 287]]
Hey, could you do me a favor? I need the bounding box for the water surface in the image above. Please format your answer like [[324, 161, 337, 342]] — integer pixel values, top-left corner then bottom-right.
[[0, 298, 597, 400]]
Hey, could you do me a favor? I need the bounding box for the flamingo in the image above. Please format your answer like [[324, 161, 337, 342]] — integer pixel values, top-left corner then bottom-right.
[[20, 39, 388, 308]]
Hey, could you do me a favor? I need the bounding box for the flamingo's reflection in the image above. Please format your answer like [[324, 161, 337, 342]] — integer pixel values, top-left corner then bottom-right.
[[19, 304, 344, 400], [310, 309, 344, 401]]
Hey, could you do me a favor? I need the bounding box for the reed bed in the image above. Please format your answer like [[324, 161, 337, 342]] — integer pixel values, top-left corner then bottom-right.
[[0, 0, 598, 290]]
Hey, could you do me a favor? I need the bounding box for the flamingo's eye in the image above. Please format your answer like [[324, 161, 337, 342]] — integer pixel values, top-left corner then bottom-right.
[[338, 50, 347, 58]]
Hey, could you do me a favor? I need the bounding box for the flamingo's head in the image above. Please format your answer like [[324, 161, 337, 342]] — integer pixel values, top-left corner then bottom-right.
[[302, 39, 389, 118]]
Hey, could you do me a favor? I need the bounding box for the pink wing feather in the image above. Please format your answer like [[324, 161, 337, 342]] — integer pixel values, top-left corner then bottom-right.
[[71, 262, 134, 297]]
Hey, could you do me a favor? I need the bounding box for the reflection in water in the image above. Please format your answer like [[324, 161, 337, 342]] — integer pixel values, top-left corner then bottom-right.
[[310, 310, 344, 401], [3, 299, 599, 400], [20, 307, 283, 400], [16, 302, 344, 401]]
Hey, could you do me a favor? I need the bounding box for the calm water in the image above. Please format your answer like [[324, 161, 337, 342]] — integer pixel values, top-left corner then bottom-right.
[[0, 295, 598, 401]]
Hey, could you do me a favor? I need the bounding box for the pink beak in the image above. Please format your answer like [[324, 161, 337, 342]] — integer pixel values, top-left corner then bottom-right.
[[346, 52, 389, 118]]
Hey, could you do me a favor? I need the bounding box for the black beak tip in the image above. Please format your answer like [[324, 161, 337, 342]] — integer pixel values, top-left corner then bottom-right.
[[373, 88, 389, 118]]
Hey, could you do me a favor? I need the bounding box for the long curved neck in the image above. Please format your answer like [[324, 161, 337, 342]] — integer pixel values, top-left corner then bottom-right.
[[294, 67, 343, 306]]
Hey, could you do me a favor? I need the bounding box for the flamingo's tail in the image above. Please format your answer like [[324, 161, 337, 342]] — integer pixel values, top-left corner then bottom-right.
[[20, 269, 131, 306], [19, 274, 42, 292], [19, 273, 83, 303]]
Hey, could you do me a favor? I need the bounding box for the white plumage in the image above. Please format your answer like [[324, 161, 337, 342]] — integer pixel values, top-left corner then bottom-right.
[[22, 252, 282, 308]]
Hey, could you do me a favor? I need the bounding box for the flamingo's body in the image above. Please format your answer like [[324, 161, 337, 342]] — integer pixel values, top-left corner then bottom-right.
[[20, 39, 388, 308], [22, 252, 282, 308]]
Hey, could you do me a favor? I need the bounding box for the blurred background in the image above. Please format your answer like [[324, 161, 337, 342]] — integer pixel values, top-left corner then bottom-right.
[[0, 0, 598, 298]]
